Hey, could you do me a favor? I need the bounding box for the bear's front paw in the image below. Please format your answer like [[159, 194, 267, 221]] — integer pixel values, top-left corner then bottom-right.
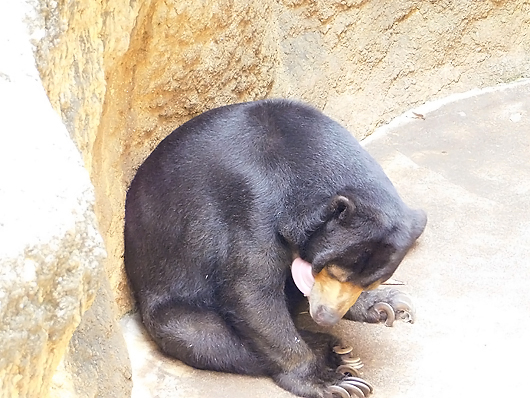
[[372, 292, 415, 327], [345, 289, 415, 326], [372, 293, 415, 326]]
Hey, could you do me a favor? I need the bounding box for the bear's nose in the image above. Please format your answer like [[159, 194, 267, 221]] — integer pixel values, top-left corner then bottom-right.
[[312, 305, 340, 327]]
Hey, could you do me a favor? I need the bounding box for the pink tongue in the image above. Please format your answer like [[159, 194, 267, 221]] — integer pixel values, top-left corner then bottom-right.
[[291, 257, 315, 296]]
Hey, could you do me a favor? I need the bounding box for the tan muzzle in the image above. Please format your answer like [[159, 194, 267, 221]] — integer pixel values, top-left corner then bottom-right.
[[308, 267, 364, 326]]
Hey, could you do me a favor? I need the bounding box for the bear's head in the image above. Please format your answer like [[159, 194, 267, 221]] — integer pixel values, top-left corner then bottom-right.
[[300, 195, 427, 327]]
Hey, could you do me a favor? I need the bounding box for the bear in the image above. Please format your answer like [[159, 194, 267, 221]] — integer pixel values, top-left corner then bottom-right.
[[124, 99, 427, 398]]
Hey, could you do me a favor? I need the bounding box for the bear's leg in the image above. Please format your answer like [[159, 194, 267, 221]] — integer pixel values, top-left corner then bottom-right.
[[141, 302, 266, 375], [297, 329, 341, 365], [344, 288, 415, 327], [222, 282, 373, 398]]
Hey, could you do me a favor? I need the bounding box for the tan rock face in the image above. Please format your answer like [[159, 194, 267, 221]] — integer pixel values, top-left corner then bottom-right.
[[0, 2, 131, 398], [50, 278, 132, 398], [272, 0, 530, 134], [0, 3, 107, 396], [35, 0, 529, 317]]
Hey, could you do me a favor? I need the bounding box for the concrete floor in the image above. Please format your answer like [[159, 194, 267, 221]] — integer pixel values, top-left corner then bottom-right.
[[121, 79, 530, 398]]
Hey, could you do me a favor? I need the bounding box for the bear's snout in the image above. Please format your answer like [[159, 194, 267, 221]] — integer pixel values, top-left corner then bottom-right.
[[308, 268, 364, 327], [311, 304, 341, 327]]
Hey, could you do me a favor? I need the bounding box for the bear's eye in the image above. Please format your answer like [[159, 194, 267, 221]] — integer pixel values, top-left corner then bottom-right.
[[326, 264, 350, 283]]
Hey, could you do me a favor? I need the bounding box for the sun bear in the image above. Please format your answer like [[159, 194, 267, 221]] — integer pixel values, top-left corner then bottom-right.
[[124, 99, 426, 398]]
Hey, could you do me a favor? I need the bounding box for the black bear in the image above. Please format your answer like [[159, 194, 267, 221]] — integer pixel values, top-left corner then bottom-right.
[[124, 99, 426, 398]]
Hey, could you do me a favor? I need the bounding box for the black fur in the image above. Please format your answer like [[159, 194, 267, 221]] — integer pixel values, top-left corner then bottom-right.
[[124, 99, 426, 397]]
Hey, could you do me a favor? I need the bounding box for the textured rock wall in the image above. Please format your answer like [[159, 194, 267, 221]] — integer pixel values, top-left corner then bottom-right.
[[272, 0, 530, 134], [0, 1, 131, 397], [34, 0, 145, 311], [34, 0, 529, 316], [50, 278, 132, 398], [0, 2, 107, 396]]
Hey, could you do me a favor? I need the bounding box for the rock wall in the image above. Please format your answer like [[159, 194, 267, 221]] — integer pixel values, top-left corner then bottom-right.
[[50, 278, 132, 398], [0, 1, 131, 397], [272, 0, 530, 132], [93, 0, 280, 310]]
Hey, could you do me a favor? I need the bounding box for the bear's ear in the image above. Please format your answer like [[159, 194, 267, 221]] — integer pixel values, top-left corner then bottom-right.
[[328, 195, 355, 223]]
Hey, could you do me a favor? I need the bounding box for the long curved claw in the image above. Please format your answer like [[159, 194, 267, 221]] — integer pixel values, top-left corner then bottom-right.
[[334, 345, 364, 370], [336, 364, 361, 377], [324, 385, 350, 398], [339, 382, 367, 398], [393, 292, 414, 309], [396, 309, 414, 323], [343, 377, 374, 394], [341, 355, 363, 368], [341, 378, 372, 396], [373, 302, 396, 327], [333, 345, 353, 355], [392, 294, 415, 324]]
